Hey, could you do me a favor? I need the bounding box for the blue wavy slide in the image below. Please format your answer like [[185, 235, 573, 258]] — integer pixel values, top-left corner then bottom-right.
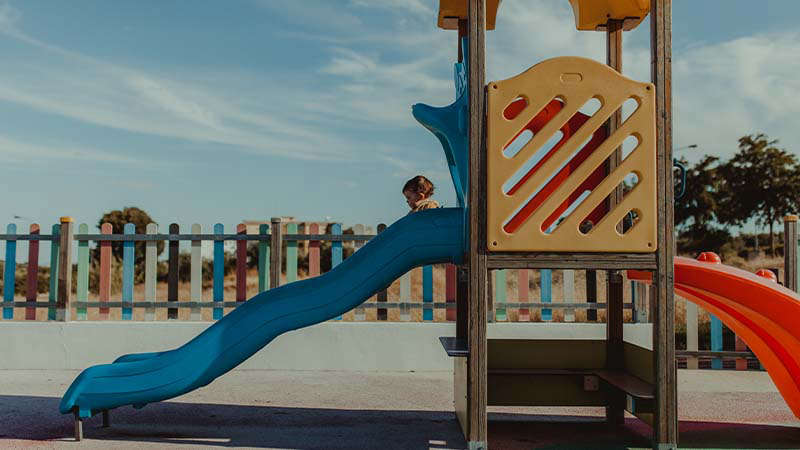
[[60, 208, 464, 417]]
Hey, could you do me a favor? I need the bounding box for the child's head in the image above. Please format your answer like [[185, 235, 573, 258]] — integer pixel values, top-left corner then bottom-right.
[[403, 175, 435, 209]]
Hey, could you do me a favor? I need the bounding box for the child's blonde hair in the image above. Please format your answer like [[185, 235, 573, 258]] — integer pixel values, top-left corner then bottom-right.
[[402, 175, 435, 198]]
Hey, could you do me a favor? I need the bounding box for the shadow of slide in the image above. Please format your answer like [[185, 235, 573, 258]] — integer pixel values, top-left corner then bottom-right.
[[3, 395, 800, 449]]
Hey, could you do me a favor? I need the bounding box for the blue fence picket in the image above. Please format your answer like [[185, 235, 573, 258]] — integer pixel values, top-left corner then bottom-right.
[[541, 269, 552, 321], [422, 265, 433, 321], [711, 315, 723, 369], [122, 223, 135, 320], [48, 224, 60, 321], [76, 224, 89, 321], [213, 223, 224, 320], [3, 224, 17, 319]]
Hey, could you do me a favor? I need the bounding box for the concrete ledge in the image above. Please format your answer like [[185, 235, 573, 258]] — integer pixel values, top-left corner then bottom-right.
[[0, 322, 652, 370]]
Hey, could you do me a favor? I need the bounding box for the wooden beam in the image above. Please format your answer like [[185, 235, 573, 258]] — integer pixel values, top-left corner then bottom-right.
[[270, 218, 283, 289], [487, 253, 656, 270], [604, 24, 625, 426], [456, 19, 469, 341], [606, 270, 625, 426], [586, 269, 598, 321], [56, 217, 74, 321], [784, 215, 798, 292], [376, 223, 388, 320], [651, 0, 677, 447], [606, 19, 624, 212], [467, 0, 488, 448]]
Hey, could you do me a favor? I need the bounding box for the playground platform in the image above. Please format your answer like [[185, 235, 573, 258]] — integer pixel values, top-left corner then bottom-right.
[[2, 369, 798, 449]]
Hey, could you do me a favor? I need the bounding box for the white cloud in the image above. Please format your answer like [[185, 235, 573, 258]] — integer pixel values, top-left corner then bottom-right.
[[0, 1, 20, 32], [251, 0, 363, 33], [125, 75, 222, 129], [0, 18, 369, 162], [0, 135, 146, 165], [349, 0, 434, 18], [0, 0, 797, 178]]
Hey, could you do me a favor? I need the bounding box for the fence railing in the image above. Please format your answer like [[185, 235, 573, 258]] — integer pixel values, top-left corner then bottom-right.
[[3, 215, 799, 371]]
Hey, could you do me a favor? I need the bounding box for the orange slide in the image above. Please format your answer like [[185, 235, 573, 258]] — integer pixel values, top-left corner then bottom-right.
[[628, 254, 800, 418]]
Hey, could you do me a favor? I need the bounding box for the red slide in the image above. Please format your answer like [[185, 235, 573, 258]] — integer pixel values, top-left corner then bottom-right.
[[628, 254, 800, 418]]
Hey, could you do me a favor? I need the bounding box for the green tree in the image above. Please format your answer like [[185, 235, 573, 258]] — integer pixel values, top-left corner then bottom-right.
[[675, 155, 721, 231], [673, 155, 732, 254], [91, 207, 165, 281], [717, 134, 800, 256]]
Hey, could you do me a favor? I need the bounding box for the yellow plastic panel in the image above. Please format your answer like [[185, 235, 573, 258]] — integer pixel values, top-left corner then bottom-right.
[[438, 0, 501, 30], [568, 0, 649, 31], [486, 56, 657, 253]]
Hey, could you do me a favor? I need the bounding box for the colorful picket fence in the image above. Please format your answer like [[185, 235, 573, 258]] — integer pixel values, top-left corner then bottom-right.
[[0, 219, 461, 322], [1, 218, 644, 324], [3, 215, 799, 373]]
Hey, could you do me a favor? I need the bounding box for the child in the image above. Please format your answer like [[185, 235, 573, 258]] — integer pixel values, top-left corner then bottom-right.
[[403, 175, 440, 214]]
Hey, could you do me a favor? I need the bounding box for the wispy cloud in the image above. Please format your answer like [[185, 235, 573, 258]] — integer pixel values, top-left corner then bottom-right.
[[0, 135, 146, 165], [0, 13, 374, 162]]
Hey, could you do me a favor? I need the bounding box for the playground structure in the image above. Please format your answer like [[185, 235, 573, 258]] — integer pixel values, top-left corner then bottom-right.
[[419, 1, 676, 448], [0, 0, 793, 448], [423, 1, 799, 448]]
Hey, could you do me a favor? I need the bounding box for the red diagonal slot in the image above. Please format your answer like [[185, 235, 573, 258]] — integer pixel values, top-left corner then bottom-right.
[[503, 112, 607, 234], [505, 99, 564, 193]]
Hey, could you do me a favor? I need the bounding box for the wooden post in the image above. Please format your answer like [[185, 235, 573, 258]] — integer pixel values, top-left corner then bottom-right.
[[606, 19, 624, 212], [486, 269, 494, 322], [377, 223, 388, 320], [236, 223, 248, 303], [784, 215, 798, 292], [190, 224, 202, 321], [457, 266, 468, 338], [258, 224, 270, 292], [56, 217, 74, 321], [605, 27, 625, 424], [685, 295, 699, 369], [145, 223, 157, 321], [25, 223, 40, 320], [586, 270, 597, 321], [122, 223, 134, 320], [168, 223, 179, 320], [456, 17, 470, 341], [270, 217, 282, 289], [446, 264, 457, 321], [651, 0, 678, 446], [73, 412, 83, 441], [98, 223, 111, 320], [467, 0, 488, 447], [606, 271, 625, 426]]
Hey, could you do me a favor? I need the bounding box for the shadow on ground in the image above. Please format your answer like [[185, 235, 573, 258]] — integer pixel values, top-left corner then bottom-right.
[[3, 395, 799, 449]]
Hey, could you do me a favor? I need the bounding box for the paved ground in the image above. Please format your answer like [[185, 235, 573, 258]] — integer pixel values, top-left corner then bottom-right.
[[1, 369, 799, 449]]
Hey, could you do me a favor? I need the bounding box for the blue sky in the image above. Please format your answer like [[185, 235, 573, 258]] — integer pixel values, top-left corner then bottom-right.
[[1, 0, 798, 236]]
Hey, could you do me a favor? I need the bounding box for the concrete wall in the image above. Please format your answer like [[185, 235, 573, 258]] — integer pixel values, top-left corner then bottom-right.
[[0, 322, 652, 371]]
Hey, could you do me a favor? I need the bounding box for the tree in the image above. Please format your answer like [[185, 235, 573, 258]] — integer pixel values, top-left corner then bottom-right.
[[672, 155, 732, 254], [674, 155, 721, 231], [91, 207, 165, 281], [717, 134, 800, 255]]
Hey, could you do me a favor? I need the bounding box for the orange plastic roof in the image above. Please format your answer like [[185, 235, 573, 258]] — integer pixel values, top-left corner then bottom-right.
[[437, 0, 501, 30], [568, 0, 650, 31]]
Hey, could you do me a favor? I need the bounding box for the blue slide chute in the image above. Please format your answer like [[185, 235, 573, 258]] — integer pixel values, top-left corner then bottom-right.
[[60, 208, 464, 417]]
